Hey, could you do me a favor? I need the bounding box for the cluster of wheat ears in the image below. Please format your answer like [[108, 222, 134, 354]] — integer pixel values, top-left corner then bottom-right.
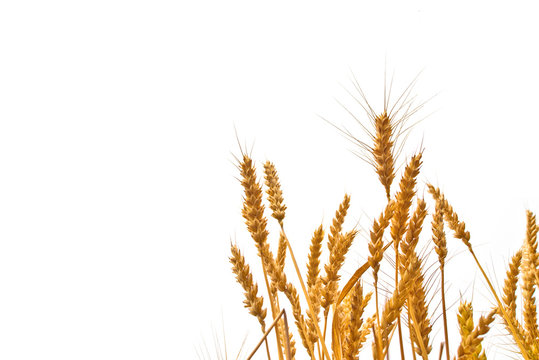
[[229, 84, 539, 360]]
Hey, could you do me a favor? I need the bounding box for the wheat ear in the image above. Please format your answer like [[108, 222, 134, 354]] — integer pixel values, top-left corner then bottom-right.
[[502, 250, 523, 329], [400, 198, 427, 273], [431, 200, 450, 360], [457, 303, 496, 360], [307, 225, 324, 290], [328, 194, 351, 253], [367, 200, 395, 329], [305, 225, 324, 344], [323, 230, 357, 314], [522, 211, 539, 343], [230, 243, 267, 329], [343, 282, 372, 360], [322, 194, 352, 329], [264, 161, 287, 225], [373, 111, 396, 200]]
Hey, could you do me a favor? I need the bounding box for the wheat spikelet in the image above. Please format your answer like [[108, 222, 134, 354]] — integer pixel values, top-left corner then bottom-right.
[[230, 243, 267, 330], [522, 210, 539, 343], [264, 161, 287, 225]]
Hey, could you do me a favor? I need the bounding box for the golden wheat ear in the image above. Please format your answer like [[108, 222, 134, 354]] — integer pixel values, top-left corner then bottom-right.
[[456, 303, 496, 360], [322, 194, 352, 312], [306, 225, 324, 291], [522, 211, 539, 342], [372, 111, 396, 199], [229, 243, 267, 330], [238, 155, 271, 259], [431, 199, 450, 360], [342, 282, 372, 360], [263, 161, 287, 225], [501, 250, 528, 345]]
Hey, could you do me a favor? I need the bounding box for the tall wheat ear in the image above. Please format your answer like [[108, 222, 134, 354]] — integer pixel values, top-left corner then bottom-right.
[[326, 73, 427, 201]]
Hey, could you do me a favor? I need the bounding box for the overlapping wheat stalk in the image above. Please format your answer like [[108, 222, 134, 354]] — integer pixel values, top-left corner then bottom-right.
[[229, 81, 539, 360]]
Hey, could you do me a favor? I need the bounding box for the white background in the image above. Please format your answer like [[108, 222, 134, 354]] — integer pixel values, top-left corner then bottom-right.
[[1, 1, 538, 359]]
